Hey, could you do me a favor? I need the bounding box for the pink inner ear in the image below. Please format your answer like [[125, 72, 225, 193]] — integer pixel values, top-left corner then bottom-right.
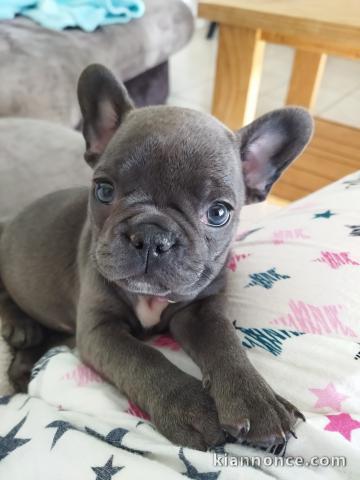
[[90, 99, 119, 155], [100, 99, 119, 132], [242, 132, 283, 191]]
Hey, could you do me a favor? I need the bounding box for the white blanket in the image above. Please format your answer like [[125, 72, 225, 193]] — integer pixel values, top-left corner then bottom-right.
[[1, 171, 360, 479]]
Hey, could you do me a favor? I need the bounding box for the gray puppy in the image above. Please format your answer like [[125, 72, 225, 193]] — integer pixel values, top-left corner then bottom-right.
[[0, 64, 313, 451]]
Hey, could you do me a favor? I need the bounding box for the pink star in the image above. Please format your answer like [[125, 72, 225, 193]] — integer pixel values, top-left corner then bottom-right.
[[127, 401, 150, 420], [309, 383, 349, 411], [325, 413, 360, 441], [153, 334, 181, 351]]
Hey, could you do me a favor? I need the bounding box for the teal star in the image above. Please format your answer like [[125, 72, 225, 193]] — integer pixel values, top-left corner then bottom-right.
[[313, 210, 335, 219], [92, 455, 123, 480]]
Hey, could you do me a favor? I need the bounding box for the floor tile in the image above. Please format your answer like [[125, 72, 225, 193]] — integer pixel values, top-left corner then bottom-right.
[[169, 27, 217, 95], [175, 78, 214, 112], [320, 90, 360, 127], [166, 94, 209, 113], [321, 56, 360, 93]]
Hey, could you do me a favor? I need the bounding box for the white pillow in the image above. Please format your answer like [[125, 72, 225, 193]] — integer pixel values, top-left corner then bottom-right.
[[226, 170, 360, 341], [1, 171, 360, 478]]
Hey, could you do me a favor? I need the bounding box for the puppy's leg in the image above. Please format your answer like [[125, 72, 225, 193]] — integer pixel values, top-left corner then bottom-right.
[[0, 290, 44, 349], [76, 299, 225, 451], [8, 332, 75, 393], [170, 296, 304, 448], [8, 345, 46, 392]]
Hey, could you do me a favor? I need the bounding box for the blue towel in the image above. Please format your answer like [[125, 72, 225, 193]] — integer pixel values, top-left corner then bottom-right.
[[0, 0, 34, 20], [0, 0, 145, 32]]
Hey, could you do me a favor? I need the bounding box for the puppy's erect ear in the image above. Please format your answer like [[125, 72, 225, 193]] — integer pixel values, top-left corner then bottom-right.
[[235, 107, 313, 204], [77, 64, 134, 167]]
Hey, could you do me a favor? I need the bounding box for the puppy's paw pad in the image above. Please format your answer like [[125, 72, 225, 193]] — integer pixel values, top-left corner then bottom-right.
[[221, 418, 250, 438]]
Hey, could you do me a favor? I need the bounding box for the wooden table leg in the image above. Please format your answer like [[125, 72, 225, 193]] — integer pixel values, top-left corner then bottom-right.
[[212, 24, 265, 129], [286, 49, 327, 110]]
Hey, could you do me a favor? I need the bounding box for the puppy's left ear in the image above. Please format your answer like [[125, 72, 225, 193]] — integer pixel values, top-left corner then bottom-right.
[[235, 107, 313, 203]]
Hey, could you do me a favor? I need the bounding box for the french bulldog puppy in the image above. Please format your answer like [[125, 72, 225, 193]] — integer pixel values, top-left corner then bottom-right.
[[0, 64, 313, 451]]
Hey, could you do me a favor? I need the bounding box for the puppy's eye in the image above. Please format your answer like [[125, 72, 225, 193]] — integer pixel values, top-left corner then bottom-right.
[[206, 202, 231, 227], [94, 182, 114, 204]]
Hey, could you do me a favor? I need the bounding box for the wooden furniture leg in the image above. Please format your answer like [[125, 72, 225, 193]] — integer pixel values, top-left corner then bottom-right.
[[212, 24, 265, 129], [286, 49, 327, 110]]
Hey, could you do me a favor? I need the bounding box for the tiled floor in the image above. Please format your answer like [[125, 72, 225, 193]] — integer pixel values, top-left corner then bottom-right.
[[168, 24, 360, 128]]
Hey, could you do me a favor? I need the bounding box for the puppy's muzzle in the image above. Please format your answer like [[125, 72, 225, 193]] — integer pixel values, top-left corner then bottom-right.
[[127, 223, 177, 262]]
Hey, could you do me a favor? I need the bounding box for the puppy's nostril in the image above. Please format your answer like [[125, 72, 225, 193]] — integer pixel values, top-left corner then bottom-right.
[[155, 243, 166, 255], [154, 238, 175, 255], [129, 234, 144, 250], [127, 227, 177, 255]]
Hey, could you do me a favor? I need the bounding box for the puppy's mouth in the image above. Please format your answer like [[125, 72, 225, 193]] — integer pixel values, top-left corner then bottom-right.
[[118, 277, 174, 299], [94, 246, 210, 303]]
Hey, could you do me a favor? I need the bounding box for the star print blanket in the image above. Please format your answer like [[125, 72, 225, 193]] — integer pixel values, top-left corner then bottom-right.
[[1, 171, 360, 479]]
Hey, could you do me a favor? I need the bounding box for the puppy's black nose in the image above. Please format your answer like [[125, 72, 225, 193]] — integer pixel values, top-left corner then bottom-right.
[[128, 224, 176, 257]]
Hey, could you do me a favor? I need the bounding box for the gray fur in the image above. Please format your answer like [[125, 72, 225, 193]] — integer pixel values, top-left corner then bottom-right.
[[0, 64, 313, 450]]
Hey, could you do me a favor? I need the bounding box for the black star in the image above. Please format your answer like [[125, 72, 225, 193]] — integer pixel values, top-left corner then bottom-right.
[[31, 346, 68, 381], [179, 448, 220, 480], [344, 176, 360, 189], [46, 420, 79, 449], [0, 395, 11, 405], [85, 427, 147, 455], [18, 397, 31, 410], [347, 225, 360, 237], [210, 445, 226, 456], [92, 455, 123, 480], [313, 210, 335, 219], [0, 416, 30, 460]]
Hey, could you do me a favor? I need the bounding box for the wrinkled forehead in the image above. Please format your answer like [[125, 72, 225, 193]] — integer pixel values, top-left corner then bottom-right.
[[95, 106, 242, 202]]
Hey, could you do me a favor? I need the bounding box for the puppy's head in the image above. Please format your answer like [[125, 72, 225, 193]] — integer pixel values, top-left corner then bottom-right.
[[78, 64, 313, 302]]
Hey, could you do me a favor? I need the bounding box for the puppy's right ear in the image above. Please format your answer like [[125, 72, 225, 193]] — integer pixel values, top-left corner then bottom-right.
[[77, 64, 134, 167]]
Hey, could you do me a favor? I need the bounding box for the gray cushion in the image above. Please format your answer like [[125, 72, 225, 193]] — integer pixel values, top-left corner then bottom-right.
[[0, 0, 195, 127], [0, 118, 90, 220]]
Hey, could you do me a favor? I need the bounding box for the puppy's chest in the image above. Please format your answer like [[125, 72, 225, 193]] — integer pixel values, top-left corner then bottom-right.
[[134, 296, 169, 329]]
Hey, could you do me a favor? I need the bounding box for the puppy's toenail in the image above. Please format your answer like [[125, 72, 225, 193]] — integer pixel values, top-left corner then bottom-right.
[[202, 375, 211, 390], [295, 410, 306, 422], [240, 418, 250, 435]]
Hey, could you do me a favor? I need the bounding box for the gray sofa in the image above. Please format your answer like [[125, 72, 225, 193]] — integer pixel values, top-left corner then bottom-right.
[[0, 118, 90, 220], [0, 0, 196, 217], [0, 0, 196, 128]]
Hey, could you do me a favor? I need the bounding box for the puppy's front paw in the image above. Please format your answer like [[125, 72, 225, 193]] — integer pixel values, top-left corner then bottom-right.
[[152, 376, 225, 451], [1, 313, 44, 349], [209, 368, 304, 449]]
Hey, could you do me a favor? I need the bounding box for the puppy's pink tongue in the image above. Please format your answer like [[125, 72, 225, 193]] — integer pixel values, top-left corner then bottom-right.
[[135, 295, 169, 329], [148, 296, 169, 309]]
